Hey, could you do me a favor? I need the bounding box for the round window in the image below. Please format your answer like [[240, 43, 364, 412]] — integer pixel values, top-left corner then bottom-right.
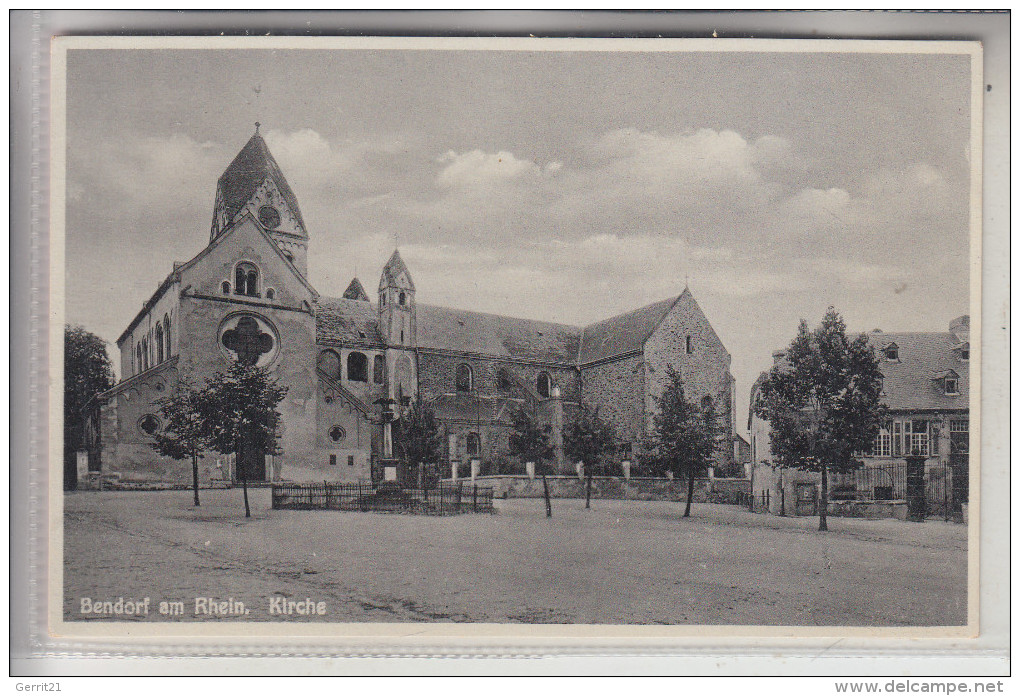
[[329, 425, 346, 443], [258, 205, 281, 229], [138, 414, 161, 436]]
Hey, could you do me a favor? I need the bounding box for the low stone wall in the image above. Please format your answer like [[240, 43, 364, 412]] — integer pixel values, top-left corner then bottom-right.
[[447, 475, 750, 504], [827, 500, 908, 520]]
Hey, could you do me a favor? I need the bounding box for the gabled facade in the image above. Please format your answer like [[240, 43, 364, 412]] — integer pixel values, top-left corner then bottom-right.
[[83, 127, 736, 487]]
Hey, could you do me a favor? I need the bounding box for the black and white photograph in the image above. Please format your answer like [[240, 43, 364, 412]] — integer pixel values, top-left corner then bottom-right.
[[50, 36, 982, 639]]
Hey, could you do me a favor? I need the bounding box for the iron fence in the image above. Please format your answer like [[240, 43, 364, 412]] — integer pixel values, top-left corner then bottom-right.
[[830, 462, 962, 519], [271, 481, 494, 515]]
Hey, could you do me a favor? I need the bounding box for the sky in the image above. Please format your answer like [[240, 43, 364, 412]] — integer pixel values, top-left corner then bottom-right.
[[63, 45, 974, 432]]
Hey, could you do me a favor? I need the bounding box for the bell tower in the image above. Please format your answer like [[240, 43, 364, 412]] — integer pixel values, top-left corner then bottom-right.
[[209, 123, 310, 277], [378, 249, 416, 348]]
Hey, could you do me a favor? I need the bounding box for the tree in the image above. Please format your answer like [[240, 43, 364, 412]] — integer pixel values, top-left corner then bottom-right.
[[64, 325, 115, 490], [509, 406, 554, 517], [201, 361, 288, 517], [754, 307, 886, 531], [151, 382, 212, 506], [648, 366, 724, 518], [394, 397, 443, 488], [564, 406, 617, 508]]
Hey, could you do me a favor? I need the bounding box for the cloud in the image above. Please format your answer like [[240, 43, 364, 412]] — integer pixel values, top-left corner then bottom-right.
[[436, 149, 543, 190]]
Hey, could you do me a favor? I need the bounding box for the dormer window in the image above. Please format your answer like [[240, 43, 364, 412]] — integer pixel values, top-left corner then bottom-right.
[[932, 369, 960, 396], [883, 343, 899, 361]]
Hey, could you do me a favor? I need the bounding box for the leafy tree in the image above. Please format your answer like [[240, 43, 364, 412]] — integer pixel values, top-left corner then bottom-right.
[[648, 366, 724, 518], [509, 406, 554, 516], [754, 307, 886, 531], [201, 361, 288, 517], [64, 325, 115, 490], [151, 382, 212, 506], [394, 397, 443, 488], [564, 406, 617, 508]]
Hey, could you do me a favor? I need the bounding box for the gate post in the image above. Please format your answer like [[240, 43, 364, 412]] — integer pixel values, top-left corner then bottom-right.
[[905, 455, 927, 522]]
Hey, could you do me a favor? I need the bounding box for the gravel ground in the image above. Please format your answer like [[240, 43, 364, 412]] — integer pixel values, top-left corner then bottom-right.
[[63, 489, 967, 625]]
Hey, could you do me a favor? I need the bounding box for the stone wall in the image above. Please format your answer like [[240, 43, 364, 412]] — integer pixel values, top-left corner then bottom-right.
[[449, 475, 749, 503], [579, 355, 645, 447], [416, 351, 579, 404], [644, 291, 735, 468]]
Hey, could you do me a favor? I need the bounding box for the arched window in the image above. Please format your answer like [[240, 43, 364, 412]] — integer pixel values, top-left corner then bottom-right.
[[399, 291, 406, 306], [235, 262, 259, 297], [347, 352, 368, 382], [497, 368, 513, 392], [221, 281, 231, 294], [154, 323, 165, 364], [373, 355, 386, 384], [141, 338, 149, 371], [537, 372, 552, 398], [466, 432, 480, 456], [136, 344, 143, 374], [265, 288, 275, 300], [686, 335, 693, 354], [163, 315, 171, 359], [456, 364, 473, 392], [317, 349, 341, 379]]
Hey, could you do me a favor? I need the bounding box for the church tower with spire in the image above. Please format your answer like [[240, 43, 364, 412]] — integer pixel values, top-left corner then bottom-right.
[[378, 249, 418, 405], [209, 123, 310, 277], [378, 249, 416, 348]]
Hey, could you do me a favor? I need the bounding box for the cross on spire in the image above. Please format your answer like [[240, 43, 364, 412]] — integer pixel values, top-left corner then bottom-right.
[[254, 121, 261, 134]]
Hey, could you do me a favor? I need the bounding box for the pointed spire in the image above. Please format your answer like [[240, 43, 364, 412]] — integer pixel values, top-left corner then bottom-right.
[[379, 248, 415, 291], [342, 277, 370, 302], [210, 125, 307, 238]]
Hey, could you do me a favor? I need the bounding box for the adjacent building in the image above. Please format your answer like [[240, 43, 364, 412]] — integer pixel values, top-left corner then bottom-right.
[[748, 316, 970, 514]]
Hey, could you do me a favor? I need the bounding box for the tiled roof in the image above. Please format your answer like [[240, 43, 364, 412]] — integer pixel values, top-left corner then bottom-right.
[[416, 304, 581, 364], [578, 295, 679, 364], [214, 131, 306, 235], [867, 332, 969, 411], [314, 297, 384, 347], [342, 277, 370, 302]]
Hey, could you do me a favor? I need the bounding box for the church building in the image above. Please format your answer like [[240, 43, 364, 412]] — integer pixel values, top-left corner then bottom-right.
[[84, 127, 737, 486]]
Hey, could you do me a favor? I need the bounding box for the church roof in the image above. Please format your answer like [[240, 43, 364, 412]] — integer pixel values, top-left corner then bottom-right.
[[214, 129, 306, 235], [342, 277, 370, 302], [315, 297, 385, 347], [416, 304, 581, 364], [577, 294, 680, 364], [379, 249, 415, 291]]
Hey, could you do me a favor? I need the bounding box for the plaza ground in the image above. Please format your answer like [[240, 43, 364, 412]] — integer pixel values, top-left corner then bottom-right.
[[63, 489, 967, 625]]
